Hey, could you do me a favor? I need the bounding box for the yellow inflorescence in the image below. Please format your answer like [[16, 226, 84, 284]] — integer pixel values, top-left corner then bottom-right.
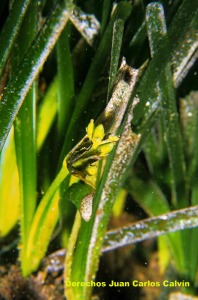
[[67, 119, 119, 189], [84, 119, 119, 186], [86, 119, 119, 156]]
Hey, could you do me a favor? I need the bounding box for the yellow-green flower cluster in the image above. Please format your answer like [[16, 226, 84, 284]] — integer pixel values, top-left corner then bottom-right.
[[87, 119, 119, 153], [66, 119, 119, 188], [85, 119, 119, 182]]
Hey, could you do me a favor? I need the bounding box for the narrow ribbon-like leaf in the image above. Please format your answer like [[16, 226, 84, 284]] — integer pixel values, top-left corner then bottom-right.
[[12, 1, 38, 272], [0, 0, 31, 79], [103, 206, 198, 252], [107, 18, 124, 101]]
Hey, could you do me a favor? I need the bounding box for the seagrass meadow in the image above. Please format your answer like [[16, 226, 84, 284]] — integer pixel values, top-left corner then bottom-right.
[[0, 0, 198, 299]]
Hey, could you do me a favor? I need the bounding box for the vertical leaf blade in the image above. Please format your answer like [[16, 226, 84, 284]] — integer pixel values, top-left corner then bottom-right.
[[57, 24, 74, 141], [0, 0, 31, 79], [13, 2, 38, 263]]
